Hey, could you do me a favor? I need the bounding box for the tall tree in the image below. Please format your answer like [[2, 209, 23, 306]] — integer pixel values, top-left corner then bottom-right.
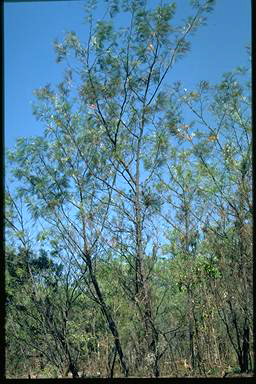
[[59, 0, 215, 376], [6, 0, 253, 378], [6, 0, 216, 377], [160, 61, 252, 374]]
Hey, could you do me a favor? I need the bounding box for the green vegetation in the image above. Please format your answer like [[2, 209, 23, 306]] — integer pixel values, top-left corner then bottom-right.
[[5, 0, 252, 378]]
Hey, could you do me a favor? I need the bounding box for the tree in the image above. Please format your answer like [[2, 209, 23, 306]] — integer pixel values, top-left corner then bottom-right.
[[6, 0, 252, 378], [59, 0, 215, 377], [6, 0, 216, 377], [159, 61, 252, 374]]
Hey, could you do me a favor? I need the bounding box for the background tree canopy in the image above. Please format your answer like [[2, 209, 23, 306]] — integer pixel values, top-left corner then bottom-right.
[[5, 0, 252, 378]]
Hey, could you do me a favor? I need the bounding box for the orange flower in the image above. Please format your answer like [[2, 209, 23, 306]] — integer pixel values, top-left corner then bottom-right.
[[208, 134, 218, 142]]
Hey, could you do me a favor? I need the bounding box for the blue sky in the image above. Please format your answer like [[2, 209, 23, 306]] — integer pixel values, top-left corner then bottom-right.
[[4, 0, 251, 150]]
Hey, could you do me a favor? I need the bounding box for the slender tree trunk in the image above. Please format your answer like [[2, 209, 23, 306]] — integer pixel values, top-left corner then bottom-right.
[[81, 214, 129, 377], [86, 254, 129, 377], [241, 318, 249, 372], [134, 132, 143, 296], [183, 198, 195, 372], [134, 113, 160, 378], [107, 345, 117, 378], [188, 287, 195, 371]]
